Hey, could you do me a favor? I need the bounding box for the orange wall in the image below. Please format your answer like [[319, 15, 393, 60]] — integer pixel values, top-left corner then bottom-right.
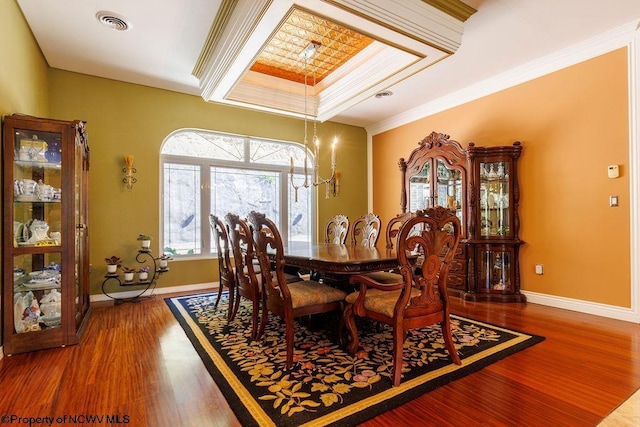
[[373, 48, 630, 307]]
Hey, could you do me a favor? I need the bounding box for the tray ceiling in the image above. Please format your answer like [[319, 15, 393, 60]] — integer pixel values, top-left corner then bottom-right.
[[193, 0, 476, 121]]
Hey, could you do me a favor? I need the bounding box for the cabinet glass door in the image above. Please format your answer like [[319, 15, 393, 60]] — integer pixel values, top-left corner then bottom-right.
[[479, 161, 510, 237], [478, 249, 512, 292], [408, 162, 431, 211], [435, 159, 463, 223], [11, 128, 63, 334]]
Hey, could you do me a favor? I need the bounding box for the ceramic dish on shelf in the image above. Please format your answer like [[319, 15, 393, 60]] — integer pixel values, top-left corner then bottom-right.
[[40, 313, 62, 327], [28, 270, 59, 280], [23, 276, 60, 289]]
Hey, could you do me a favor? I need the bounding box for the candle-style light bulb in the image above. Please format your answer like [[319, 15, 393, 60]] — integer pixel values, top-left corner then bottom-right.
[[331, 137, 337, 168]]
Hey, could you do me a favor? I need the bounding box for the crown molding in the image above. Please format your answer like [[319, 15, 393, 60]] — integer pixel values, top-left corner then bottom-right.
[[195, 0, 273, 101], [366, 19, 640, 136], [322, 0, 473, 53]]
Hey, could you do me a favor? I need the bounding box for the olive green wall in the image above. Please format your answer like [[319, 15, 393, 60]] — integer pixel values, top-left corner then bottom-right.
[[47, 70, 368, 296], [0, 1, 49, 119], [0, 0, 51, 348]]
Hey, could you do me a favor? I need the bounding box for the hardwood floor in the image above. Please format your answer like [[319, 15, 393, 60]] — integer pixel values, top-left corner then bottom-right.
[[0, 289, 638, 426]]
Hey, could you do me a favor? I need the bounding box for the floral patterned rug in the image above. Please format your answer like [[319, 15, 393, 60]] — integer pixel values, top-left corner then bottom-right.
[[166, 293, 543, 427]]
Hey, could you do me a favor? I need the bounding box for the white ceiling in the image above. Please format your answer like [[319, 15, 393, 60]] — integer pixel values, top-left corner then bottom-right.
[[16, 0, 640, 132]]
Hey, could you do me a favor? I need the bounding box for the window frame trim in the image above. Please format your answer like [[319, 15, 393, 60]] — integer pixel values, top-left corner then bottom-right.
[[160, 130, 317, 259]]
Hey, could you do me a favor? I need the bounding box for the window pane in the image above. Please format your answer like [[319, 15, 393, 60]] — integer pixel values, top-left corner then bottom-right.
[[163, 131, 244, 161], [211, 166, 280, 224], [251, 138, 310, 166], [163, 163, 201, 255], [289, 174, 312, 242]]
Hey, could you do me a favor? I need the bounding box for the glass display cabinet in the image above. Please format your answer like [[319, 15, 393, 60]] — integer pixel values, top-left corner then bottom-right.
[[465, 142, 525, 302], [2, 114, 90, 354], [400, 132, 468, 292]]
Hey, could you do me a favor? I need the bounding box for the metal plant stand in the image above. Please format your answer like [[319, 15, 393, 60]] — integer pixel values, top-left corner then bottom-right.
[[101, 250, 169, 304]]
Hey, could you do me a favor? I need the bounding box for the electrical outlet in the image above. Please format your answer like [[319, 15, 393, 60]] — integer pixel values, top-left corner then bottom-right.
[[610, 196, 619, 207], [535, 264, 544, 275]]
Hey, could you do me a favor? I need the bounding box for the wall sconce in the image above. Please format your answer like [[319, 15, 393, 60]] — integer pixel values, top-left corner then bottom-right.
[[123, 155, 137, 190], [332, 170, 340, 197]]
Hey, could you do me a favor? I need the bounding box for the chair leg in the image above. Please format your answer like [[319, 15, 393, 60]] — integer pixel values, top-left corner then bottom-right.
[[343, 304, 360, 355], [256, 294, 268, 341], [229, 287, 241, 321], [392, 326, 404, 387], [441, 318, 462, 365], [285, 316, 295, 370], [250, 298, 260, 341], [213, 282, 223, 309], [226, 285, 236, 322]]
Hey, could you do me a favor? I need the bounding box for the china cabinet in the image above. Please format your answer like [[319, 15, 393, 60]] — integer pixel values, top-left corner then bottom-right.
[[399, 132, 468, 292], [464, 142, 525, 302], [399, 132, 524, 301], [2, 114, 90, 354]]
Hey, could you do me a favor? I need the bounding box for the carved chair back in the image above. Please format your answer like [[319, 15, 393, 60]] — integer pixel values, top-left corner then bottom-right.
[[350, 213, 381, 247], [225, 212, 262, 339], [209, 214, 236, 318], [325, 214, 349, 244], [384, 212, 415, 249]]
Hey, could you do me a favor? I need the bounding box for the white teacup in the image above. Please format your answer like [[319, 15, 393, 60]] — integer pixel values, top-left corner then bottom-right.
[[50, 231, 61, 243]]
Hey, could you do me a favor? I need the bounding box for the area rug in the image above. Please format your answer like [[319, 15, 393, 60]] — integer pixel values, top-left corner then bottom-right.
[[166, 293, 544, 427]]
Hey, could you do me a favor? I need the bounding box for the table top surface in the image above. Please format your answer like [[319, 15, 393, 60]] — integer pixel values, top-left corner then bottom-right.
[[281, 241, 399, 274]]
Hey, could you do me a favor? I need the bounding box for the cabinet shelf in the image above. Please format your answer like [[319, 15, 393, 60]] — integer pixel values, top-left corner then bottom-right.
[[14, 160, 62, 169]]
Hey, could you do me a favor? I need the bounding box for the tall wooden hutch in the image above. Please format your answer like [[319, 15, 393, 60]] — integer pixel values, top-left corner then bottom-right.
[[2, 114, 91, 354], [400, 131, 525, 302]]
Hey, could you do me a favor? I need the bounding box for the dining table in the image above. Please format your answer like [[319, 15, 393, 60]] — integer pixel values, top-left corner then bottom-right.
[[281, 241, 400, 288]]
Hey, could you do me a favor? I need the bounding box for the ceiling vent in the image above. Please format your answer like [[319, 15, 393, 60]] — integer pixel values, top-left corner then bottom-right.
[[375, 91, 393, 99], [96, 11, 131, 31]]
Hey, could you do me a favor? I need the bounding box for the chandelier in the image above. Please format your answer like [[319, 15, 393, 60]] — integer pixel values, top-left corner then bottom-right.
[[289, 41, 337, 202]]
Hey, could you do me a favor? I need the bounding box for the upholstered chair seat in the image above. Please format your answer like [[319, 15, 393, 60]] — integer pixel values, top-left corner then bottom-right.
[[288, 281, 347, 308]]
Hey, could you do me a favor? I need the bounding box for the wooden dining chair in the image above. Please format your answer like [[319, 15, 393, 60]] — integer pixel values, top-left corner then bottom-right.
[[362, 212, 415, 284], [209, 214, 236, 320], [325, 214, 349, 244], [225, 213, 262, 340], [350, 213, 381, 247], [248, 211, 347, 369], [343, 207, 462, 386]]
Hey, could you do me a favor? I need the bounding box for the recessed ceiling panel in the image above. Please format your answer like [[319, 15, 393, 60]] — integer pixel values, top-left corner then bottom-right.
[[250, 8, 373, 84]]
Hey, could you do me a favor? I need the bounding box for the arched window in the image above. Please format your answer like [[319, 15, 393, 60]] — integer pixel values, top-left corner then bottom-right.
[[161, 129, 314, 258]]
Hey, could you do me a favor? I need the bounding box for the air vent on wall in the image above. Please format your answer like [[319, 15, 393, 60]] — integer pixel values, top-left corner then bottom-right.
[[96, 11, 131, 31]]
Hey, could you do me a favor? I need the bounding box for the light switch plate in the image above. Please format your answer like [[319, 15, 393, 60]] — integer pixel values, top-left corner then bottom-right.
[[608, 164, 619, 178], [610, 195, 619, 207]]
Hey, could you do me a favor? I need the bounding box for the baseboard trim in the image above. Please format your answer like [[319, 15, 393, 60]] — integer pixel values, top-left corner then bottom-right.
[[90, 282, 218, 303], [88, 282, 639, 323], [522, 290, 640, 323]]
